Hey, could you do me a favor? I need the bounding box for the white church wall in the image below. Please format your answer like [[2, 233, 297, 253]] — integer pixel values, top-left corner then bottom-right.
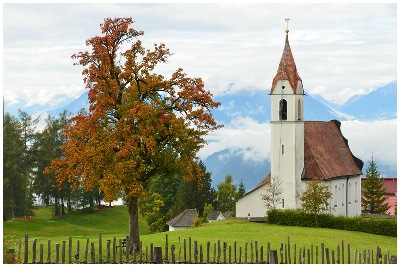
[[236, 185, 268, 218]]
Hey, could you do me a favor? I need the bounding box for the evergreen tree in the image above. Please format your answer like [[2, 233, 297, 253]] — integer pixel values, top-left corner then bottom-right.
[[173, 161, 216, 217], [236, 179, 246, 199], [3, 112, 37, 220], [216, 174, 237, 213], [361, 155, 389, 214]]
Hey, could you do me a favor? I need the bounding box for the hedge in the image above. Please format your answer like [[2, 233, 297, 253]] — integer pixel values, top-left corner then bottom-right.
[[266, 209, 397, 237]]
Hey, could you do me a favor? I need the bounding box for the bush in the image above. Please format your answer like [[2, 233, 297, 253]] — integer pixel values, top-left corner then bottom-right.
[[266, 209, 396, 237], [3, 233, 20, 264]]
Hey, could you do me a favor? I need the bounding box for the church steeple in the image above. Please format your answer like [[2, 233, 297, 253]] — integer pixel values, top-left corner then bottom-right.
[[270, 29, 302, 94], [270, 20, 305, 211]]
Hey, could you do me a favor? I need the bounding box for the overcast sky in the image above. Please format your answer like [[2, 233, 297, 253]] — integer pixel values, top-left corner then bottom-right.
[[2, 2, 398, 173], [3, 2, 397, 109]]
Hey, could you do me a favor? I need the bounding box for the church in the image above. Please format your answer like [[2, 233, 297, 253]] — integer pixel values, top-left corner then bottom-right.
[[236, 25, 364, 219]]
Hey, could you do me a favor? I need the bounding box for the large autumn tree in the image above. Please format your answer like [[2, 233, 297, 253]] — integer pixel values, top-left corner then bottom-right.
[[45, 17, 221, 251]]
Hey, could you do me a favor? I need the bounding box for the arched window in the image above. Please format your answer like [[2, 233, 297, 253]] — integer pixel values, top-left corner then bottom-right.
[[297, 99, 302, 120], [279, 99, 287, 120]]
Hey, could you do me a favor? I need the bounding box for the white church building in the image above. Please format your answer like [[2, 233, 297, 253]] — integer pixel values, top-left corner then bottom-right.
[[236, 27, 363, 219]]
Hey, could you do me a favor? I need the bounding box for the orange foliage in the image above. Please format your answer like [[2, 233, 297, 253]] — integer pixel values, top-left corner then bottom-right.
[[44, 17, 222, 204]]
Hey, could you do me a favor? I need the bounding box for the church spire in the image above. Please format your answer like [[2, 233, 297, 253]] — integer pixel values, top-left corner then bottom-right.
[[270, 19, 302, 94]]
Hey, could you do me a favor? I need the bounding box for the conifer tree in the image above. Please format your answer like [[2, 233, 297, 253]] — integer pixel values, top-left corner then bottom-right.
[[361, 155, 389, 214]]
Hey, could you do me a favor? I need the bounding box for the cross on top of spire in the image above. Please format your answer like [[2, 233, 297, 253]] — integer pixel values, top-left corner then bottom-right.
[[285, 17, 291, 34]]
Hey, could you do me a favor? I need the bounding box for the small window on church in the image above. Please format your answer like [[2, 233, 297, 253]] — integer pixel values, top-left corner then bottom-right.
[[279, 99, 287, 120], [282, 144, 284, 155]]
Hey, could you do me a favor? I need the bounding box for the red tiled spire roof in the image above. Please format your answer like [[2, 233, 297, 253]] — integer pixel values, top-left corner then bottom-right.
[[271, 34, 302, 94]]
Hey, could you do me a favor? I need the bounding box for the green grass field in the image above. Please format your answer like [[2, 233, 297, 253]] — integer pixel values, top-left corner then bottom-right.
[[3, 206, 397, 263]]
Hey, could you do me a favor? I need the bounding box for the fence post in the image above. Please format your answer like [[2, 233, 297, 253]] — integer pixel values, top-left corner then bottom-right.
[[325, 248, 330, 264], [200, 244, 204, 263], [250, 241, 253, 263], [189, 237, 192, 263], [183, 238, 187, 263], [165, 234, 168, 263], [55, 243, 60, 264], [316, 245, 318, 264], [390, 256, 397, 264], [84, 238, 89, 263], [139, 241, 143, 263], [112, 237, 116, 263], [68, 237, 72, 263], [171, 244, 176, 263], [213, 243, 216, 263], [269, 250, 278, 264], [99, 234, 102, 264], [106, 239, 111, 263], [347, 243, 350, 264], [234, 241, 237, 263], [75, 239, 80, 263], [266, 242, 270, 264], [90, 242, 95, 263], [311, 244, 314, 264], [260, 246, 264, 263], [194, 240, 198, 263], [150, 243, 153, 263], [223, 242, 227, 263], [288, 236, 291, 264], [118, 239, 123, 263], [341, 240, 344, 264], [229, 245, 231, 264], [39, 243, 44, 264], [24, 234, 28, 264], [206, 241, 210, 263], [255, 241, 258, 263], [279, 242, 283, 264], [321, 243, 324, 264], [244, 242, 248, 264], [217, 240, 221, 263], [32, 238, 37, 264], [153, 246, 162, 264]]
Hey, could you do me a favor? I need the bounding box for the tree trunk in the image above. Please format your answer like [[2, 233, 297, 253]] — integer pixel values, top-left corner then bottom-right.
[[127, 197, 140, 254]]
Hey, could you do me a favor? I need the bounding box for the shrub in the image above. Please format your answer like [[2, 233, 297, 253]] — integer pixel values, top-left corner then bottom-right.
[[266, 209, 396, 237]]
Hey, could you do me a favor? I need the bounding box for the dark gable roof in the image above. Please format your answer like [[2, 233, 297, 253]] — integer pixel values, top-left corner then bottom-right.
[[167, 209, 197, 227], [304, 120, 363, 179], [206, 211, 224, 221]]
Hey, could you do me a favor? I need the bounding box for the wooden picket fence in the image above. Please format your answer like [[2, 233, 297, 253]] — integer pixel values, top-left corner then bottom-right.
[[13, 233, 397, 264]]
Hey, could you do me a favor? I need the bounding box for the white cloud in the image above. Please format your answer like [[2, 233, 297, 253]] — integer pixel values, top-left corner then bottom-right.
[[201, 118, 397, 173], [341, 120, 397, 167], [3, 3, 396, 109], [200, 116, 270, 162]]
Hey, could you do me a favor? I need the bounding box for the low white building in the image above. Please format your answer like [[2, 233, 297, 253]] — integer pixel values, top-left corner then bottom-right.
[[167, 209, 197, 231], [206, 211, 226, 222]]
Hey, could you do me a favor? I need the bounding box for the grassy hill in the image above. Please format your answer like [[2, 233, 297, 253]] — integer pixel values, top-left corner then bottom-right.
[[3, 206, 397, 263], [3, 205, 150, 238]]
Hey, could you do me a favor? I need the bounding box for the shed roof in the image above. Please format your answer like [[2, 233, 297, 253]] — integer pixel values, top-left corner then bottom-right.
[[167, 209, 197, 227], [206, 211, 225, 221]]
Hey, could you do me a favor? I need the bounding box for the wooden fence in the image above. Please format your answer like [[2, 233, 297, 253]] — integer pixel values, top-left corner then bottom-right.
[[12, 234, 397, 264]]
